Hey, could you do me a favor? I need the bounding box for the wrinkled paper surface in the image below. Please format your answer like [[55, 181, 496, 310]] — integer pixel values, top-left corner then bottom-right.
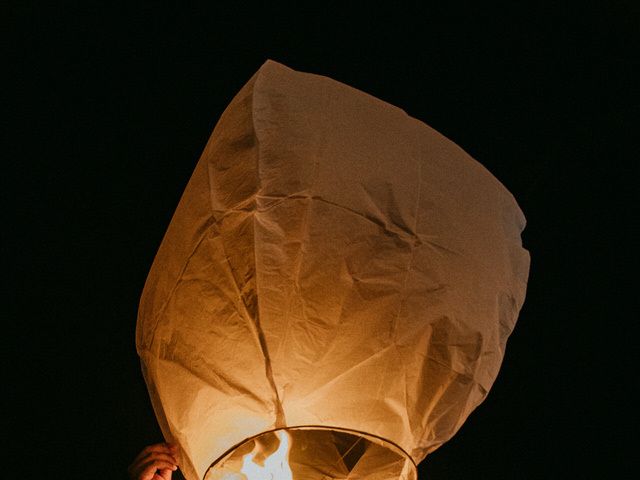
[[137, 60, 530, 480]]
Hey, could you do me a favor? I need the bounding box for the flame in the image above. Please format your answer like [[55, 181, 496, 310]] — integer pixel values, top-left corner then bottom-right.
[[240, 431, 293, 480]]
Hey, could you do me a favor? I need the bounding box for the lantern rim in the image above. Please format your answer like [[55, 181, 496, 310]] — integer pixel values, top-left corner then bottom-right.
[[204, 424, 417, 480]]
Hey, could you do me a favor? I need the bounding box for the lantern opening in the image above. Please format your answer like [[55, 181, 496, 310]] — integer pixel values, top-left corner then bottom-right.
[[205, 427, 417, 480]]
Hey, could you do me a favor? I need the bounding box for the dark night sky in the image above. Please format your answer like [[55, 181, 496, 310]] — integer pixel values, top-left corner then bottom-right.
[[6, 2, 637, 479]]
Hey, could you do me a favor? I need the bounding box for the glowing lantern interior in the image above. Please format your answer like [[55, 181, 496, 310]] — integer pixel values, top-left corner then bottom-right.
[[240, 430, 292, 480], [205, 428, 415, 480]]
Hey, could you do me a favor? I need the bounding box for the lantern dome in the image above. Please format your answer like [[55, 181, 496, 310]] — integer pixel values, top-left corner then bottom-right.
[[137, 60, 529, 480]]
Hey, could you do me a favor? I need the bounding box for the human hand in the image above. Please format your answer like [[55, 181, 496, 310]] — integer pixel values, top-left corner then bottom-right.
[[128, 443, 179, 480]]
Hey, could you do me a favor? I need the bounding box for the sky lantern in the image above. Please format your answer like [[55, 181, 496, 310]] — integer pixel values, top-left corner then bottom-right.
[[136, 60, 530, 480]]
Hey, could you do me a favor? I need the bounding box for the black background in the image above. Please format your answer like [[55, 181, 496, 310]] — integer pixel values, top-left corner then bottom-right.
[[6, 2, 637, 479]]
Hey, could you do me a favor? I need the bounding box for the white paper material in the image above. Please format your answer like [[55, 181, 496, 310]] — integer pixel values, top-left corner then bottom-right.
[[137, 60, 530, 480]]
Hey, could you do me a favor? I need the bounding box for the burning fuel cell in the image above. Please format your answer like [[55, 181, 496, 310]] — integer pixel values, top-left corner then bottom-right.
[[137, 60, 529, 480]]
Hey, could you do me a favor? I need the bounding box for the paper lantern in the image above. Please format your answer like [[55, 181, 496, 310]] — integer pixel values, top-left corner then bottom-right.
[[137, 60, 529, 480]]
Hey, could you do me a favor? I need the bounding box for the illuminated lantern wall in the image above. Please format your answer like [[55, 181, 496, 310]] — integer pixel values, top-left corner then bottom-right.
[[137, 60, 530, 480]]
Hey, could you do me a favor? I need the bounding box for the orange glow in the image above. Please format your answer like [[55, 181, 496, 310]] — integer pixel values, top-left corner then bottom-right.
[[240, 431, 293, 480]]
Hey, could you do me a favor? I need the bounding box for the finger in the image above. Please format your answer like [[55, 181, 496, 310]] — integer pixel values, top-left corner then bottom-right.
[[143, 452, 179, 466], [130, 462, 161, 480], [133, 444, 176, 465], [129, 457, 175, 478], [140, 463, 176, 480], [131, 464, 156, 480], [129, 462, 153, 480], [158, 468, 174, 480], [141, 459, 178, 476], [135, 451, 179, 468]]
